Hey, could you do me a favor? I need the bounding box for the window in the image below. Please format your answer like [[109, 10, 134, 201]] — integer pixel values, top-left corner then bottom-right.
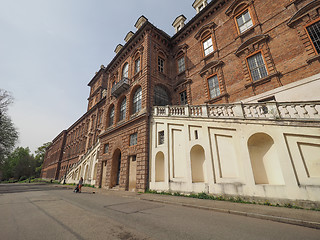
[[158, 131, 164, 145], [177, 56, 185, 73], [207, 75, 220, 99], [104, 144, 109, 153], [135, 58, 141, 74], [154, 85, 170, 106], [130, 133, 138, 146], [179, 90, 188, 105], [195, 130, 199, 140], [198, 4, 204, 12], [247, 52, 268, 81], [119, 98, 126, 121], [122, 63, 129, 79], [158, 57, 164, 72], [108, 105, 114, 127], [133, 87, 142, 113], [306, 20, 320, 54], [202, 36, 214, 56], [236, 9, 253, 34]]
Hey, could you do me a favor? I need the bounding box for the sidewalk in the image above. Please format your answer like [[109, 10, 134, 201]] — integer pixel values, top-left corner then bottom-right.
[[59, 184, 320, 230]]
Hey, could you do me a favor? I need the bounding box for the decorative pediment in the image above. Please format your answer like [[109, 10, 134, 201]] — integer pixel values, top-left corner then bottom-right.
[[199, 60, 224, 76], [287, 0, 320, 27], [225, 0, 252, 16], [235, 34, 269, 56], [175, 43, 189, 58], [194, 22, 216, 39]]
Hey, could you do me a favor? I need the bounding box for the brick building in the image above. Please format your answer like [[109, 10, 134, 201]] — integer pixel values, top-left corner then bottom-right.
[[42, 0, 320, 194]]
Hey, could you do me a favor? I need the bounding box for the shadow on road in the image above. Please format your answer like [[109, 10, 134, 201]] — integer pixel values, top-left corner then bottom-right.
[[0, 183, 68, 194]]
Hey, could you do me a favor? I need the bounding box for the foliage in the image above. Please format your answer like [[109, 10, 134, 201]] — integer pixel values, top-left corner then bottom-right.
[[0, 141, 52, 181], [1, 147, 35, 180], [34, 142, 51, 178], [0, 89, 19, 166]]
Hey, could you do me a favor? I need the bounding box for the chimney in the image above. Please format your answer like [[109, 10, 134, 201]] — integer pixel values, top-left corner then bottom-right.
[[172, 15, 187, 33], [124, 31, 134, 42], [114, 44, 123, 54], [192, 0, 208, 13], [134, 15, 148, 30]]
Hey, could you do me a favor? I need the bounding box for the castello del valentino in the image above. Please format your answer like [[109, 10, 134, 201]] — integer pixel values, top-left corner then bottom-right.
[[41, 0, 320, 203]]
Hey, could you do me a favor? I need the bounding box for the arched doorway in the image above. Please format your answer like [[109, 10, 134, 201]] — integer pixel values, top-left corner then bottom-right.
[[112, 149, 122, 187]]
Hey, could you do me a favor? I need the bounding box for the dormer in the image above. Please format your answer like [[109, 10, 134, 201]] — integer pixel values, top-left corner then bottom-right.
[[114, 44, 123, 54], [172, 15, 187, 33], [134, 15, 148, 30], [124, 31, 134, 42], [192, 0, 208, 13]]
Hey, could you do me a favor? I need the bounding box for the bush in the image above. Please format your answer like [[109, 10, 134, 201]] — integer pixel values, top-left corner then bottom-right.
[[19, 176, 27, 182]]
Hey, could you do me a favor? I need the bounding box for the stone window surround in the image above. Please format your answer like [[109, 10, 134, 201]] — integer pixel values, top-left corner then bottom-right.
[[305, 17, 320, 55], [179, 89, 188, 105], [201, 33, 215, 57], [177, 54, 186, 74], [245, 50, 269, 82], [234, 6, 255, 35], [206, 73, 221, 100], [158, 56, 165, 73], [200, 60, 228, 104], [287, 0, 320, 64]]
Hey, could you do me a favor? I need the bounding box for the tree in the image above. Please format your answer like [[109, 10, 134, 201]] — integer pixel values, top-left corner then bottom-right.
[[2, 147, 35, 181], [0, 89, 18, 167], [34, 142, 51, 178]]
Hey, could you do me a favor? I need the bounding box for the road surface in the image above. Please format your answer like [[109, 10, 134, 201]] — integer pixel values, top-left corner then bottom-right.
[[0, 184, 319, 240]]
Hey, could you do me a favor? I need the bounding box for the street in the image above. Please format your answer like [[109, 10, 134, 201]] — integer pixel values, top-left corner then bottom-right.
[[0, 184, 319, 240]]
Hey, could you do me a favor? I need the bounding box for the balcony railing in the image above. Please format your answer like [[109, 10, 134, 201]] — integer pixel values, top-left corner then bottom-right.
[[153, 101, 320, 121], [111, 78, 130, 97]]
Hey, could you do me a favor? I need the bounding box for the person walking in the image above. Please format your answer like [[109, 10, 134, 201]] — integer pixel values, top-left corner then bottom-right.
[[78, 177, 83, 193]]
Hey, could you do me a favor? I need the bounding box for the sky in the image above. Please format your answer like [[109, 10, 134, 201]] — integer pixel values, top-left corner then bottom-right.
[[0, 0, 201, 153]]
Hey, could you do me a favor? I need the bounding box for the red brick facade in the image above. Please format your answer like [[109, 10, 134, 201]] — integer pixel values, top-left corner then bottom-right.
[[42, 0, 320, 191]]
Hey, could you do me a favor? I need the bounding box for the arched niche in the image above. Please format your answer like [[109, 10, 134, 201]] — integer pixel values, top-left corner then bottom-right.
[[78, 166, 82, 180], [248, 133, 285, 185], [155, 151, 165, 182], [190, 145, 205, 183], [84, 165, 89, 180], [93, 163, 98, 180]]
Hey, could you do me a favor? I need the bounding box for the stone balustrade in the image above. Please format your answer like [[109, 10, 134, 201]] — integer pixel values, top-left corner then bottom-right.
[[153, 101, 320, 121]]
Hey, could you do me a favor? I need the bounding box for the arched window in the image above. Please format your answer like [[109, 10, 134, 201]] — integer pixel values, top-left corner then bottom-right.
[[122, 63, 129, 79], [119, 97, 126, 121], [133, 87, 142, 114], [108, 105, 115, 127], [154, 85, 170, 106]]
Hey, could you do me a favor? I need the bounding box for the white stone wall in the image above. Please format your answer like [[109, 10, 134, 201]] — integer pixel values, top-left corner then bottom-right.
[[149, 117, 320, 202]]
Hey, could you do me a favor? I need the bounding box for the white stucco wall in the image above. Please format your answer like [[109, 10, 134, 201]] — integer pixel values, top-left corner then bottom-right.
[[149, 117, 320, 202]]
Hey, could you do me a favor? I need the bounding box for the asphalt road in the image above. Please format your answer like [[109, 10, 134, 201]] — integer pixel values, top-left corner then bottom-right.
[[0, 184, 319, 240]]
